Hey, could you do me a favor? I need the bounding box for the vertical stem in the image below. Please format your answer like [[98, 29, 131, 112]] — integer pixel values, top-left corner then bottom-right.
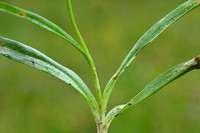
[[97, 124, 108, 133], [66, 0, 102, 109]]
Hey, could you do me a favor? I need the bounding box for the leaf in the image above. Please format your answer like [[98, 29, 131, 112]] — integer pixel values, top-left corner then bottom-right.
[[0, 36, 99, 118], [0, 2, 85, 55], [105, 56, 200, 125], [105, 104, 126, 126], [103, 0, 200, 109]]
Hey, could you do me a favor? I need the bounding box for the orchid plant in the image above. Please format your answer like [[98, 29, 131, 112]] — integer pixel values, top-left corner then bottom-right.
[[0, 0, 200, 132]]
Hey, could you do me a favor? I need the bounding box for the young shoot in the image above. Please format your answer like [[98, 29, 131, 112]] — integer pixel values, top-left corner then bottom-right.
[[0, 0, 199, 132]]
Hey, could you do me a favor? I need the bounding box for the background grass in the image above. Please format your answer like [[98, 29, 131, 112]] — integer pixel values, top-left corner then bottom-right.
[[0, 0, 200, 132]]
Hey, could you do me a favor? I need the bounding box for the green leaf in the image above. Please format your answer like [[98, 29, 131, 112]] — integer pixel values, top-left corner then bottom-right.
[[105, 104, 126, 127], [105, 56, 200, 125], [103, 0, 200, 110], [0, 2, 85, 55], [0, 36, 99, 118]]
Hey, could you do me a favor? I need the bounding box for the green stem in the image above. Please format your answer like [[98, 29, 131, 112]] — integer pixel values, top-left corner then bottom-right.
[[66, 0, 102, 110], [97, 124, 108, 133]]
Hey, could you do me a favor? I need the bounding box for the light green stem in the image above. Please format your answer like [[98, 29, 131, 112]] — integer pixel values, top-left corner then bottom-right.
[[97, 124, 108, 133], [66, 0, 102, 110]]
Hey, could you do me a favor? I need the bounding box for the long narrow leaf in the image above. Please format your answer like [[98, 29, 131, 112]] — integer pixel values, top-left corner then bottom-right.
[[0, 36, 99, 118], [0, 2, 85, 55], [103, 0, 200, 109], [105, 55, 200, 125]]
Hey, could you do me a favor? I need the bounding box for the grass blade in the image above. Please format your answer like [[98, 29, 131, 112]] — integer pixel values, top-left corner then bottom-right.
[[0, 2, 85, 55], [105, 104, 126, 127], [105, 55, 200, 125], [0, 36, 99, 118], [66, 0, 102, 105], [103, 0, 200, 110]]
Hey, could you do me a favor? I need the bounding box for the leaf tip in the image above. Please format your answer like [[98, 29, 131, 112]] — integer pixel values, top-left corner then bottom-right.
[[194, 56, 200, 69]]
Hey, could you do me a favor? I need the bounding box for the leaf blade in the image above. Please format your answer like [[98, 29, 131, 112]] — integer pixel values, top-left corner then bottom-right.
[[103, 0, 200, 110], [105, 56, 200, 124], [0, 2, 85, 55], [0, 36, 99, 118]]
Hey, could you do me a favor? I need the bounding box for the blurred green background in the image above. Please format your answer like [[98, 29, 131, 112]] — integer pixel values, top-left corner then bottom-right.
[[0, 0, 200, 132]]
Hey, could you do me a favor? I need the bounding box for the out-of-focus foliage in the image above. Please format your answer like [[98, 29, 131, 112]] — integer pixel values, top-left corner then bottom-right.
[[0, 0, 200, 132]]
